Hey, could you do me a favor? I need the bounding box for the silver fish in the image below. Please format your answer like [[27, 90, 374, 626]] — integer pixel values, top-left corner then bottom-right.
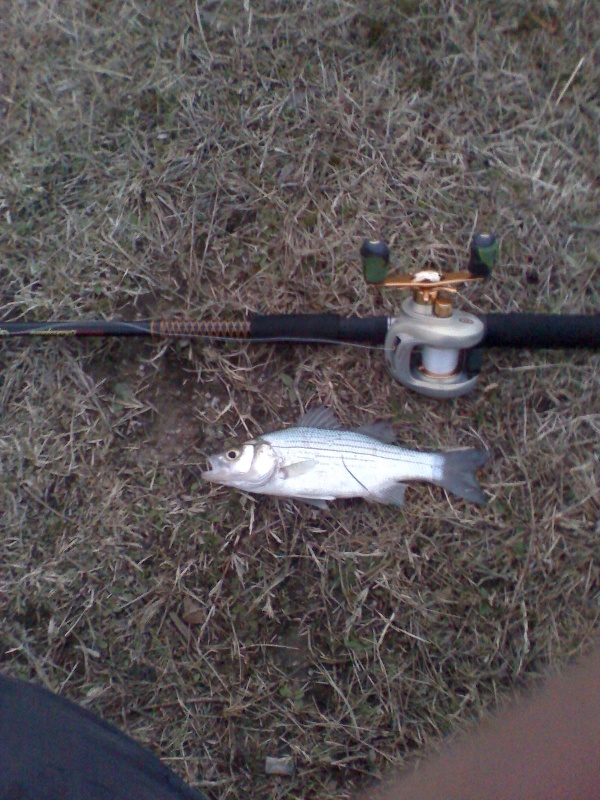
[[202, 407, 489, 509]]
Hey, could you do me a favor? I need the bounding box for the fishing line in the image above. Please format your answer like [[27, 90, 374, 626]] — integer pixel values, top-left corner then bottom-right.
[[171, 334, 386, 352], [341, 453, 371, 495]]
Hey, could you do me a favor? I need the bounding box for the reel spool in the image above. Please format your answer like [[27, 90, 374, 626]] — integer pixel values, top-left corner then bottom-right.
[[362, 233, 498, 399]]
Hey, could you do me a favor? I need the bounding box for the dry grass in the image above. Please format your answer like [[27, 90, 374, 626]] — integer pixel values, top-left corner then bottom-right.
[[0, 1, 598, 798]]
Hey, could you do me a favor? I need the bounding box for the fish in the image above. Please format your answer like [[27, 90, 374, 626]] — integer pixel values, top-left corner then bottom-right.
[[201, 406, 490, 509]]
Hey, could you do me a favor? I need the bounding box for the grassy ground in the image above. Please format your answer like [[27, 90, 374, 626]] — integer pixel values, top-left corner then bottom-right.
[[0, 1, 598, 798]]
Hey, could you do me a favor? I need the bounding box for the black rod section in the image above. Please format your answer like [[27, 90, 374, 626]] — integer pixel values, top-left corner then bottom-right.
[[249, 314, 389, 344], [481, 314, 600, 349]]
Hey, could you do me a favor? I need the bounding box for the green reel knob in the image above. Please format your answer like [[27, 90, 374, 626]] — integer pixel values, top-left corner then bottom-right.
[[469, 232, 497, 279], [361, 239, 390, 284]]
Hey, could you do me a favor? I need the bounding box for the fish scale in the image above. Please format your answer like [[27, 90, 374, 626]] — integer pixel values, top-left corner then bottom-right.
[[263, 428, 440, 476]]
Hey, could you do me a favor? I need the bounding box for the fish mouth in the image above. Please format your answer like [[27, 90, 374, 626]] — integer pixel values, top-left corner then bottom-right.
[[201, 456, 227, 482]]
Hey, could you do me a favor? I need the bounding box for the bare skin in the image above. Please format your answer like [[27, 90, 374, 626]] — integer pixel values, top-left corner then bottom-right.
[[355, 644, 600, 800]]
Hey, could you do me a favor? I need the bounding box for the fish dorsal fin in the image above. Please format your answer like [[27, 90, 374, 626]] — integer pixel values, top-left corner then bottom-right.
[[353, 421, 397, 444], [297, 406, 343, 430]]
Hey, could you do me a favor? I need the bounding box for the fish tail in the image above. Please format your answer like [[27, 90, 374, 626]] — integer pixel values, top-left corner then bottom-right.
[[435, 449, 490, 505]]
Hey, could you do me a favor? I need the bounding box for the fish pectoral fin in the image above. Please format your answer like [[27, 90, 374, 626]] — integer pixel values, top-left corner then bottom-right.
[[281, 459, 318, 479], [369, 482, 408, 507], [353, 421, 397, 444], [297, 406, 343, 430]]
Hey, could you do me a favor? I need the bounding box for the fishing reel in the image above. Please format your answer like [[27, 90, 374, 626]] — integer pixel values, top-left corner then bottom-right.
[[361, 233, 498, 399]]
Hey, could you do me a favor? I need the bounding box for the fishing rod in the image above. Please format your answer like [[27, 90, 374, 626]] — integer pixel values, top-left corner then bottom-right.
[[1, 234, 599, 398]]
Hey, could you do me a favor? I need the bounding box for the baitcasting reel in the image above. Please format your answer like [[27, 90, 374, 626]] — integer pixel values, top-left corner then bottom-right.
[[361, 233, 498, 399]]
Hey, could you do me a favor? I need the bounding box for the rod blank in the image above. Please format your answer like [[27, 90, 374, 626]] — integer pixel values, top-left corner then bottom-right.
[[1, 313, 598, 349]]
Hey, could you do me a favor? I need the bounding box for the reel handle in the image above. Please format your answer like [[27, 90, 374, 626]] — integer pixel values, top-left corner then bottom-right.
[[469, 233, 498, 278], [360, 239, 390, 283]]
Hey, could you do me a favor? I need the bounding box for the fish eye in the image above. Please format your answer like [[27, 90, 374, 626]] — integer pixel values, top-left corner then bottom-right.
[[225, 448, 240, 461]]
